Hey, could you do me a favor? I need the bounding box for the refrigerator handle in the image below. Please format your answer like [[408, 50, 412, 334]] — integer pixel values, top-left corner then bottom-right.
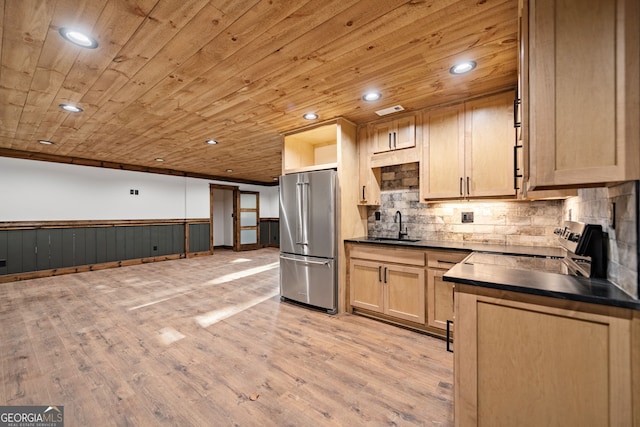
[[280, 255, 330, 266], [296, 182, 303, 244], [296, 181, 309, 246]]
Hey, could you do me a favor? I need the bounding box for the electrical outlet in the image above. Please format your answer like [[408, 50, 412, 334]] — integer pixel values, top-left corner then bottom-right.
[[135, 189, 139, 195], [461, 211, 474, 223], [130, 189, 134, 195], [375, 211, 381, 221]]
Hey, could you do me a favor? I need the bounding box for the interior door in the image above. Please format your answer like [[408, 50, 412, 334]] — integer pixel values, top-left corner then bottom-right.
[[235, 191, 260, 251], [209, 184, 239, 253]]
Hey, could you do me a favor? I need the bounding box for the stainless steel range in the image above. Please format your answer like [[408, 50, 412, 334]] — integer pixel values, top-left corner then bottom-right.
[[463, 221, 607, 278]]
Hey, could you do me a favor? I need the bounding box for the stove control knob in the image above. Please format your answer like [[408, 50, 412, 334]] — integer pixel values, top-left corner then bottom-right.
[[553, 228, 563, 235], [568, 233, 580, 242]]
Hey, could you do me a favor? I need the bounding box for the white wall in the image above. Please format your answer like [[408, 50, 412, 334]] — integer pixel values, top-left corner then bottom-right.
[[0, 157, 279, 221], [184, 176, 279, 218], [260, 186, 280, 218]]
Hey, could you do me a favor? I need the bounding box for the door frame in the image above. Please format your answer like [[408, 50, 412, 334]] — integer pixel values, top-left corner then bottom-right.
[[209, 183, 239, 253]]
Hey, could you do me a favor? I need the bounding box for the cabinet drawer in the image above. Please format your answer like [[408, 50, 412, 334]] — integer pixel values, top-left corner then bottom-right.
[[350, 245, 425, 267], [427, 250, 469, 269]]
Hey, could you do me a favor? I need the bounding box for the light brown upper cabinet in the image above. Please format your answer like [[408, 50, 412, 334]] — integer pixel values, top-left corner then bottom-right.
[[526, 0, 639, 189], [420, 104, 465, 199], [357, 125, 381, 206], [421, 91, 516, 200], [357, 114, 419, 206], [371, 115, 416, 154]]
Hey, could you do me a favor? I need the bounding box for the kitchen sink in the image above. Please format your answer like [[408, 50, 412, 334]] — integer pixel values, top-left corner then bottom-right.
[[367, 237, 421, 243]]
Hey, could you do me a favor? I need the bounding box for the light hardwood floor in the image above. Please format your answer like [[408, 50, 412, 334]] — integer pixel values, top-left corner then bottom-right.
[[0, 248, 453, 426]]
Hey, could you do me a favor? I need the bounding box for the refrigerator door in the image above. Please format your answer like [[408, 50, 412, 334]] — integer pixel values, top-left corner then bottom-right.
[[279, 170, 336, 258], [279, 253, 337, 312]]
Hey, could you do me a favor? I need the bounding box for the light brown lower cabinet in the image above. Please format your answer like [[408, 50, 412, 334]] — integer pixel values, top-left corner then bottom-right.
[[350, 258, 425, 324], [348, 244, 471, 334], [426, 268, 453, 330], [426, 250, 469, 331], [454, 284, 639, 427], [348, 245, 426, 325]]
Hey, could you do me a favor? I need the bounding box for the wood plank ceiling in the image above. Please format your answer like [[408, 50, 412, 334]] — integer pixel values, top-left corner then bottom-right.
[[0, 0, 518, 185]]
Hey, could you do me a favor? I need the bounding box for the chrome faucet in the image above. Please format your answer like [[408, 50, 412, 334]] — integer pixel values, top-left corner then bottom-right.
[[394, 210, 408, 240]]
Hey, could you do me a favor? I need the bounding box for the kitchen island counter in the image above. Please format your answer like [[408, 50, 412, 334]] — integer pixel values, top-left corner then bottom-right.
[[444, 259, 640, 310]]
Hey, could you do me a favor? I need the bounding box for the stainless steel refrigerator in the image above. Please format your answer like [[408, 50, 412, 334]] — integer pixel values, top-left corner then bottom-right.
[[279, 169, 337, 313]]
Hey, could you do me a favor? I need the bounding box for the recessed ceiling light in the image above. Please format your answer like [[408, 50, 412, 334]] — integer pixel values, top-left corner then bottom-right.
[[450, 61, 477, 75], [226, 169, 233, 173], [303, 112, 318, 120], [38, 140, 54, 145], [58, 27, 98, 49], [155, 158, 164, 162], [59, 104, 83, 113], [362, 91, 382, 102], [206, 139, 219, 145]]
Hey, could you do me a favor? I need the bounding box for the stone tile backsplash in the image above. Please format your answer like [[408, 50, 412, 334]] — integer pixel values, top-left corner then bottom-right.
[[563, 182, 638, 298], [367, 162, 639, 299], [367, 163, 562, 247]]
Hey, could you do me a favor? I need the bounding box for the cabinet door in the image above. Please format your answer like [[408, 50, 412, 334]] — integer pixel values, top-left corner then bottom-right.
[[394, 115, 416, 150], [455, 290, 633, 427], [421, 104, 465, 200], [384, 264, 425, 324], [372, 121, 395, 154], [528, 0, 639, 187], [465, 91, 515, 198], [426, 268, 454, 330], [372, 117, 416, 154], [350, 259, 384, 313]]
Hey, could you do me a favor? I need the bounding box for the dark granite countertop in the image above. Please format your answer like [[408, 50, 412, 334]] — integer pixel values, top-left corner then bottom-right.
[[345, 236, 565, 258], [444, 260, 640, 310], [344, 236, 640, 310]]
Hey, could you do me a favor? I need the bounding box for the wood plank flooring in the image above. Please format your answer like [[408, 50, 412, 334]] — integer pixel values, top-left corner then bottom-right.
[[0, 248, 453, 426]]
